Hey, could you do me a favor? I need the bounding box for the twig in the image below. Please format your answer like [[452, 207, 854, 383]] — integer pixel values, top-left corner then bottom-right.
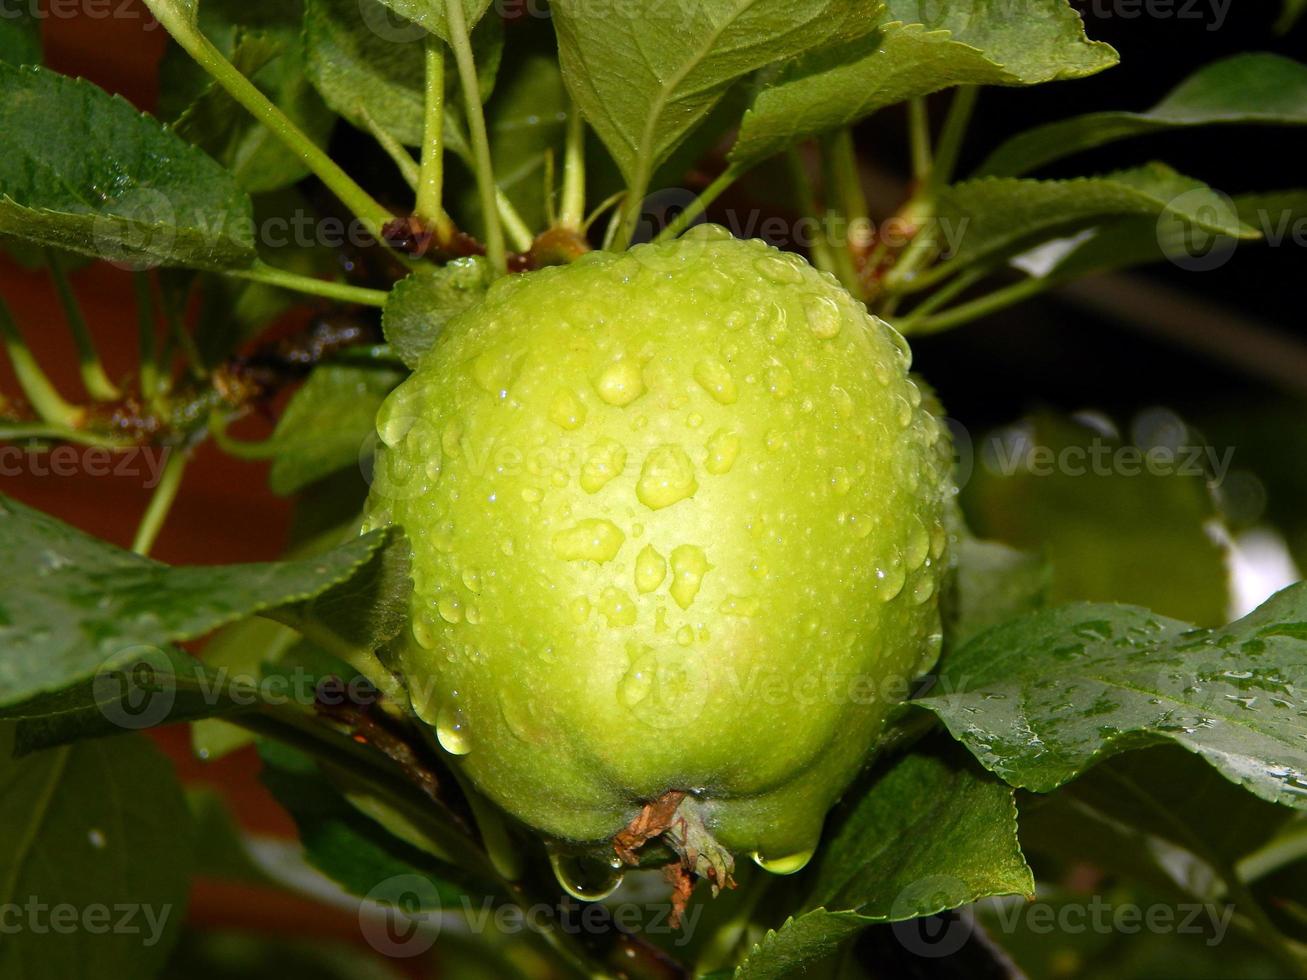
[[131, 446, 188, 555], [415, 40, 455, 244], [444, 3, 505, 274], [226, 262, 389, 307]]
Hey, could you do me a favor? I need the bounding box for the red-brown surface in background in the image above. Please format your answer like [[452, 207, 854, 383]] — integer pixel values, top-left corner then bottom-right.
[[0, 2, 385, 953]]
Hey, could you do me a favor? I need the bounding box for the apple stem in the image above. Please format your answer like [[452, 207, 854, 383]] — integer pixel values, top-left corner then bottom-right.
[[415, 39, 455, 244]]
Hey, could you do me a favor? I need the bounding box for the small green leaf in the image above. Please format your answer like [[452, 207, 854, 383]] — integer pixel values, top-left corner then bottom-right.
[[305, 0, 426, 145], [0, 495, 388, 707], [733, 3, 1117, 168], [0, 731, 192, 979], [304, 0, 502, 149], [935, 163, 1257, 275], [383, 258, 491, 368], [269, 363, 405, 496], [0, 65, 255, 269], [809, 745, 1034, 913], [370, 0, 493, 43], [735, 743, 1033, 978], [733, 21, 1000, 168], [916, 583, 1307, 810], [980, 53, 1307, 177], [552, 0, 871, 192]]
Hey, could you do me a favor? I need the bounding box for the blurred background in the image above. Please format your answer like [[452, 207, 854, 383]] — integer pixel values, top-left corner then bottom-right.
[[1, 2, 1304, 976]]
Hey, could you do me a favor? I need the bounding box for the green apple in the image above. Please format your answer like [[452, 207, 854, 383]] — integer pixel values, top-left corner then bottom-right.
[[365, 227, 952, 875]]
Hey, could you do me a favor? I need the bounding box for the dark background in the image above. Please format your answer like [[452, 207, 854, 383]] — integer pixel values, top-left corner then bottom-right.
[[910, 3, 1306, 425]]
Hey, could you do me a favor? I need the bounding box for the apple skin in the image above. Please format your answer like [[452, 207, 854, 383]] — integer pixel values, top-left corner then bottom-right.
[[365, 227, 952, 870]]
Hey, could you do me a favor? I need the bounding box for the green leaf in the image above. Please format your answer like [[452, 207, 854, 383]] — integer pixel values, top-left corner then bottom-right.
[[733, 21, 997, 169], [915, 583, 1307, 810], [733, 4, 1116, 168], [810, 745, 1035, 912], [736, 744, 1033, 977], [0, 6, 40, 66], [304, 0, 501, 150], [964, 413, 1230, 626], [946, 536, 1051, 651], [0, 494, 389, 707], [734, 910, 867, 980], [1, 645, 260, 753], [269, 363, 405, 496], [1065, 746, 1294, 872], [371, 0, 493, 43], [935, 163, 1257, 276], [0, 65, 255, 269], [884, 0, 1116, 81], [382, 258, 491, 368], [0, 730, 192, 979], [304, 0, 426, 145], [552, 0, 871, 193], [980, 54, 1307, 177]]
